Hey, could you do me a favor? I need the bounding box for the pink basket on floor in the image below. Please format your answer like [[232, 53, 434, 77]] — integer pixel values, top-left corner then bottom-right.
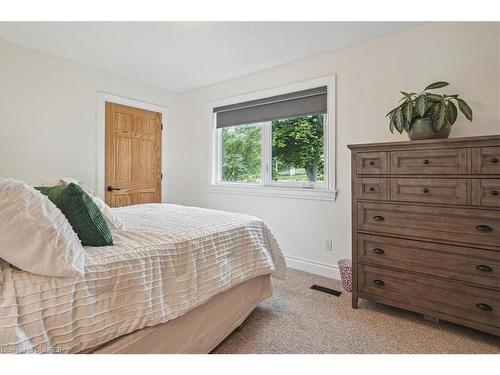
[[337, 259, 352, 292]]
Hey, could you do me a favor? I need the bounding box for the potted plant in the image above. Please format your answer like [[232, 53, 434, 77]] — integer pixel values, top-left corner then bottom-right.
[[387, 81, 473, 140]]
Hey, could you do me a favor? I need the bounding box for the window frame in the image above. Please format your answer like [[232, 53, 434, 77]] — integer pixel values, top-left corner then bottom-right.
[[209, 75, 337, 201]]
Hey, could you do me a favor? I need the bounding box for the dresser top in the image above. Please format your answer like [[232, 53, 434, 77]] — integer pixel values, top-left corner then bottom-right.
[[347, 134, 500, 151]]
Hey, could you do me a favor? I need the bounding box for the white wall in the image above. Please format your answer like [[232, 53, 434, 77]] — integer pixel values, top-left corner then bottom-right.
[[169, 22, 500, 278], [0, 38, 178, 200]]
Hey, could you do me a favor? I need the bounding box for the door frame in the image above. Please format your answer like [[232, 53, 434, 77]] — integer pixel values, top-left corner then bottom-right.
[[96, 92, 168, 200]]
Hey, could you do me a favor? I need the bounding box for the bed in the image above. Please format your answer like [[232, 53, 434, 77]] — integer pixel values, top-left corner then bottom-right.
[[0, 203, 286, 354]]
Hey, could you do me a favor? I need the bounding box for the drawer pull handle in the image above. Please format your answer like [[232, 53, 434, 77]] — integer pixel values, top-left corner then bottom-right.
[[492, 157, 498, 164], [369, 186, 375, 192], [475, 303, 492, 312], [491, 190, 499, 196], [423, 159, 430, 165], [373, 248, 385, 255], [373, 279, 385, 286], [422, 188, 430, 193], [373, 216, 385, 222], [368, 160, 375, 166], [476, 225, 493, 233], [476, 264, 493, 273]]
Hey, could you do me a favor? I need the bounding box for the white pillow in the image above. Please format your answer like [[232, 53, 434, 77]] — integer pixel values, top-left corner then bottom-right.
[[40, 177, 125, 230], [91, 195, 125, 230], [40, 177, 86, 191], [0, 178, 85, 277]]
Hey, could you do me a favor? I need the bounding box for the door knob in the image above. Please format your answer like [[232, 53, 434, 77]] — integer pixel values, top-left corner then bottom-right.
[[107, 186, 121, 192]]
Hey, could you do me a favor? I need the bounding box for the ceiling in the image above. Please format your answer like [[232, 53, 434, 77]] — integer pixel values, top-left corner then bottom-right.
[[0, 22, 422, 92]]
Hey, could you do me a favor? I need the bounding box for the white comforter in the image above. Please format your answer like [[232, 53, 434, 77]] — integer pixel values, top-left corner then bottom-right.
[[0, 204, 286, 354]]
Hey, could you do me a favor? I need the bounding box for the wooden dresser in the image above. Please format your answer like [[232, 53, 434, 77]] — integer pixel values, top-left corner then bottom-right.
[[348, 135, 500, 336]]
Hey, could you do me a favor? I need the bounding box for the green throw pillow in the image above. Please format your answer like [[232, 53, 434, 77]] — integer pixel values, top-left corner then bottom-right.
[[36, 183, 113, 246]]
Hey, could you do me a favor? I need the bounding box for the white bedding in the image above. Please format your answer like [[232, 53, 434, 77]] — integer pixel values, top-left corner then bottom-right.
[[0, 204, 286, 354]]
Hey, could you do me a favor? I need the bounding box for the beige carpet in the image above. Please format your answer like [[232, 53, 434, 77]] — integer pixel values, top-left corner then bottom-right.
[[213, 268, 500, 354]]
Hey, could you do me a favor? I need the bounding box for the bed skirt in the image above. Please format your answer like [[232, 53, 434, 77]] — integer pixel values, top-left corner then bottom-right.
[[88, 274, 272, 354]]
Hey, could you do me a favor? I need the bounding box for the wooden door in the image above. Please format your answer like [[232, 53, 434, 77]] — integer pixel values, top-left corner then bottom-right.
[[105, 102, 162, 207]]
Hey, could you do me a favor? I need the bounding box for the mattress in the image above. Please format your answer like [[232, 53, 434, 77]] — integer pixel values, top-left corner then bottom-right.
[[91, 274, 272, 354], [0, 204, 286, 354]]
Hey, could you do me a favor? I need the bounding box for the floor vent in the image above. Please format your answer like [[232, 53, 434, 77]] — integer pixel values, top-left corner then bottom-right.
[[310, 284, 342, 297]]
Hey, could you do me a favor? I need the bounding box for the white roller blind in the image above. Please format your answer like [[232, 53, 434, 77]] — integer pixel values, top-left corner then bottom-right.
[[214, 86, 327, 128]]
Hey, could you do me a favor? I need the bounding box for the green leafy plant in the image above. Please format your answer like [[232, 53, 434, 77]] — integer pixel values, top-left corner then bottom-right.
[[387, 81, 473, 134]]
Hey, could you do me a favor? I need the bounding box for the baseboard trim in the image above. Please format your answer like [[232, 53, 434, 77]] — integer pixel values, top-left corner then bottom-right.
[[285, 255, 341, 280]]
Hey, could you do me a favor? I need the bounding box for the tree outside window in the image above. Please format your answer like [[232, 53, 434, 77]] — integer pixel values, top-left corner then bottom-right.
[[220, 114, 325, 184], [272, 115, 324, 183]]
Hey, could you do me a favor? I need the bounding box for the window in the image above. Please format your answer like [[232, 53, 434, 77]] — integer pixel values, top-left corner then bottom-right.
[[272, 114, 325, 185], [212, 77, 336, 200], [221, 123, 262, 183]]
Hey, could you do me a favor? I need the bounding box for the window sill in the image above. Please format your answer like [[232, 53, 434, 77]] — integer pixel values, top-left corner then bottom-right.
[[207, 183, 338, 201]]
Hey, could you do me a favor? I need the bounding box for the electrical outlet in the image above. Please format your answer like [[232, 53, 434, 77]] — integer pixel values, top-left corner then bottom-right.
[[324, 240, 333, 251]]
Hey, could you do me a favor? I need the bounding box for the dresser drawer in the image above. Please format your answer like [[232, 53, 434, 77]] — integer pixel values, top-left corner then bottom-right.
[[358, 264, 500, 328], [355, 152, 388, 175], [358, 234, 500, 289], [471, 179, 500, 208], [389, 178, 467, 205], [390, 149, 467, 175], [472, 147, 500, 175], [358, 202, 500, 248], [355, 178, 388, 200]]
